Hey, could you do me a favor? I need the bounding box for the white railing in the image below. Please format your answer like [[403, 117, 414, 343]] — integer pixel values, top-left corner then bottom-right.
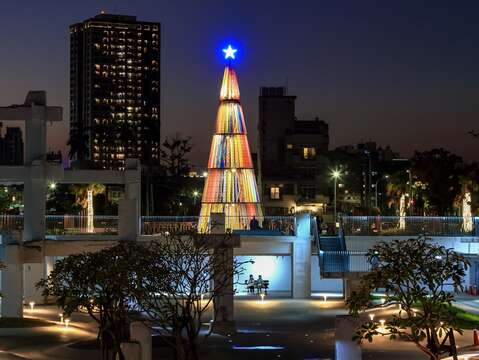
[[45, 215, 118, 235], [341, 216, 478, 237]]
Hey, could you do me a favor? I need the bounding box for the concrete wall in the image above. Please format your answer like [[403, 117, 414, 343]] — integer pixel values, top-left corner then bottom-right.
[[236, 255, 292, 292], [311, 256, 343, 293]]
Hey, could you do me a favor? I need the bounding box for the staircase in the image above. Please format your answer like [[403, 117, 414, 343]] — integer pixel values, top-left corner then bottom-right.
[[311, 218, 349, 277]]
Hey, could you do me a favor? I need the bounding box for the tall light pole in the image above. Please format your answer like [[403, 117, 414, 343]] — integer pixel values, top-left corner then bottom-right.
[[374, 175, 389, 209], [331, 169, 342, 221]]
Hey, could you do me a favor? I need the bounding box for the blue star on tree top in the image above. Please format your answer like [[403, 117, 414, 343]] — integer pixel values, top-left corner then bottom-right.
[[222, 45, 237, 60]]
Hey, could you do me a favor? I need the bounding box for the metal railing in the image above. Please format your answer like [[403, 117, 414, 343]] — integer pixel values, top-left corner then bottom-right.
[[141, 216, 199, 235], [228, 216, 296, 235], [341, 216, 479, 237], [45, 215, 118, 235], [320, 251, 370, 273], [140, 215, 297, 236], [0, 214, 24, 232]]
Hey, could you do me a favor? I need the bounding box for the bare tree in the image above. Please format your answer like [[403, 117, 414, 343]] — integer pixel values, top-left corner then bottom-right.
[[135, 232, 249, 360]]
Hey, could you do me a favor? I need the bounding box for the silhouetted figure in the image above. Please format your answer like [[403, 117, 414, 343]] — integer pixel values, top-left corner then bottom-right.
[[247, 274, 255, 293], [249, 216, 260, 230]]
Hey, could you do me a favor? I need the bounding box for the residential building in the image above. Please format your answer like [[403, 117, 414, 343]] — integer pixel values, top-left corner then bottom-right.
[[0, 123, 24, 165], [69, 13, 161, 169], [258, 87, 330, 215]]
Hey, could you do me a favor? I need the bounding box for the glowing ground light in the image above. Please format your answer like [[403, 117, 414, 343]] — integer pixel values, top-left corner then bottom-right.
[[369, 313, 375, 321], [223, 45, 237, 59], [64, 319, 70, 328], [29, 302, 35, 311], [233, 346, 285, 350]]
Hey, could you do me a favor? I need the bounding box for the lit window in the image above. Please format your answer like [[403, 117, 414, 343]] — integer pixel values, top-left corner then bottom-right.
[[303, 147, 316, 160], [270, 186, 280, 200], [286, 144, 293, 149]]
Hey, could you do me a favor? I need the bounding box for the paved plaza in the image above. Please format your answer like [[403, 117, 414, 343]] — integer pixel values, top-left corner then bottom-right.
[[0, 298, 477, 359]]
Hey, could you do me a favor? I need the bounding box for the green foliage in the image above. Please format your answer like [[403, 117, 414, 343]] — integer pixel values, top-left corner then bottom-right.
[[70, 183, 106, 210], [46, 184, 80, 214], [347, 236, 469, 359], [448, 306, 479, 330], [37, 242, 147, 360], [145, 135, 199, 215]]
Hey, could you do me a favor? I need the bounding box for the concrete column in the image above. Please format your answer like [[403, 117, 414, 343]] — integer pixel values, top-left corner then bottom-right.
[[118, 342, 141, 360], [23, 165, 46, 242], [25, 106, 47, 165], [343, 278, 362, 300], [335, 315, 362, 360], [292, 214, 312, 298], [119, 199, 138, 241], [23, 262, 44, 304], [210, 212, 235, 334], [130, 321, 152, 360], [2, 244, 24, 318], [211, 245, 235, 335], [210, 213, 226, 234], [45, 256, 55, 277], [124, 159, 141, 236]]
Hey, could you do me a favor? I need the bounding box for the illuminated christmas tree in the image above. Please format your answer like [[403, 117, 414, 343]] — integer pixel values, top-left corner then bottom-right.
[[199, 45, 263, 232]]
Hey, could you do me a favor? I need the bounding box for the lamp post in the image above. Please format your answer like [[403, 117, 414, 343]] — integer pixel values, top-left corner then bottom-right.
[[192, 190, 199, 205], [331, 169, 342, 221], [374, 175, 389, 209]]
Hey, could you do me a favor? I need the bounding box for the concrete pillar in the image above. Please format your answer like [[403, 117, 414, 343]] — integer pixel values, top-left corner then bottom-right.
[[23, 262, 44, 304], [292, 214, 312, 298], [118, 342, 141, 360], [23, 165, 46, 242], [210, 213, 226, 234], [25, 105, 47, 165], [124, 159, 141, 236], [119, 199, 138, 241], [2, 244, 24, 318], [211, 245, 235, 335], [45, 256, 55, 277], [210, 212, 235, 334], [335, 315, 362, 360], [343, 278, 362, 300], [130, 321, 152, 360]]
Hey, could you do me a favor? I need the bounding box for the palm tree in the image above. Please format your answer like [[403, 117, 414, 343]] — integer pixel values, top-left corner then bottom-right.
[[71, 183, 106, 233]]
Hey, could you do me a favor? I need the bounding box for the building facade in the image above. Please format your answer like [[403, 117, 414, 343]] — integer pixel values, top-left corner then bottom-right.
[[70, 13, 161, 169], [258, 87, 330, 215], [0, 123, 24, 165]]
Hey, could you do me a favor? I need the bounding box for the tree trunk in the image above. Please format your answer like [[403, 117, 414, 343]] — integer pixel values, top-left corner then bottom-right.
[[448, 329, 458, 360]]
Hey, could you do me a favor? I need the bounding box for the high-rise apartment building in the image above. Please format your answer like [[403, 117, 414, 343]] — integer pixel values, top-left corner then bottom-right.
[[70, 13, 161, 169], [0, 123, 24, 166]]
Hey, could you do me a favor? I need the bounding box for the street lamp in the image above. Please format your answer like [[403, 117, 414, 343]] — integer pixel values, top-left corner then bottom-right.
[[331, 169, 342, 221], [374, 175, 389, 209], [192, 190, 200, 205]]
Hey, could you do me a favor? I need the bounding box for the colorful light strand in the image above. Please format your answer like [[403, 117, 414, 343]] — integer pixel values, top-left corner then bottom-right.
[[199, 62, 263, 232]]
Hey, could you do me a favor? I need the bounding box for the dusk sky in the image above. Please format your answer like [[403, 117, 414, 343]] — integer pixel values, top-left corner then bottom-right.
[[0, 0, 478, 165]]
